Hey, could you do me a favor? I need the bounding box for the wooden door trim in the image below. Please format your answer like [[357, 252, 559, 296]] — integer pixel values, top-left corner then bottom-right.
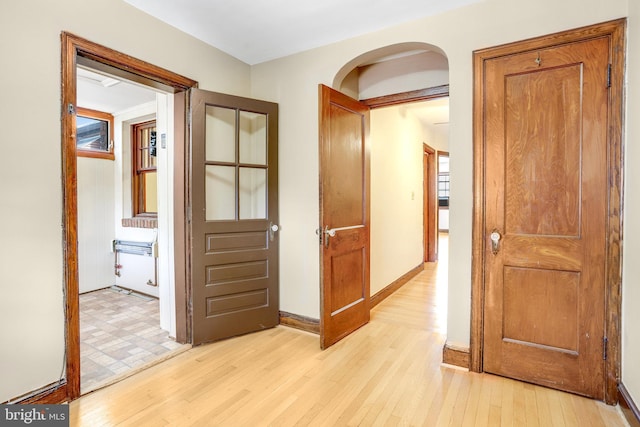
[[423, 143, 437, 262], [361, 84, 449, 108], [470, 19, 625, 404], [61, 32, 197, 401]]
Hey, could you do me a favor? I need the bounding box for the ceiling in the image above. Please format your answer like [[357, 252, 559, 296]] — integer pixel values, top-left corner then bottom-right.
[[123, 0, 481, 65], [80, 2, 456, 128]]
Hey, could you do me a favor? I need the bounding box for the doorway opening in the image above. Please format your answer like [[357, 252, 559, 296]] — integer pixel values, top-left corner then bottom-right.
[[322, 42, 451, 347], [61, 32, 197, 400], [75, 65, 190, 393]]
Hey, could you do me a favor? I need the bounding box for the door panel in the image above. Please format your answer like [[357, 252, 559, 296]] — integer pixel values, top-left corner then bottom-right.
[[191, 89, 278, 345], [483, 37, 609, 399], [319, 85, 370, 349]]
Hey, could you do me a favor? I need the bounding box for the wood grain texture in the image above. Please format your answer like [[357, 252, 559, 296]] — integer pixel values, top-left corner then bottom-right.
[[443, 344, 470, 369], [319, 85, 371, 349], [361, 84, 449, 108], [4, 383, 67, 405], [484, 34, 608, 399], [470, 20, 625, 405], [370, 263, 424, 308], [279, 311, 320, 334], [69, 260, 627, 426], [619, 383, 640, 427]]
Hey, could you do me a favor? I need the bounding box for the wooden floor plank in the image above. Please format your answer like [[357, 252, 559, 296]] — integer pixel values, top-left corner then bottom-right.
[[70, 238, 627, 426]]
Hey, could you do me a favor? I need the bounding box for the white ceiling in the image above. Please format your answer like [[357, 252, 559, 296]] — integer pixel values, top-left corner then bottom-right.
[[123, 0, 481, 65]]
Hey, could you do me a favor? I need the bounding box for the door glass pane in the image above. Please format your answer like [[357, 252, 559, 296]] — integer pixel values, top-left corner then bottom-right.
[[239, 167, 266, 219], [206, 166, 236, 220], [206, 106, 236, 162], [145, 171, 158, 213], [239, 111, 267, 165]]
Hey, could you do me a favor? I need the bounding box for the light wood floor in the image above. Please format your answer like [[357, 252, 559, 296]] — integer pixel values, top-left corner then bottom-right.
[[70, 261, 627, 426]]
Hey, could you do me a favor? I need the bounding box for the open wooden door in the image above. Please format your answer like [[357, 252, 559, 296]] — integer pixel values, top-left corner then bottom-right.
[[190, 89, 279, 345], [481, 35, 612, 399], [319, 84, 371, 349]]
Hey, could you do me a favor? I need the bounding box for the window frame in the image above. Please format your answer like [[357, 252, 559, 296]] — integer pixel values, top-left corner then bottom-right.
[[76, 107, 114, 160], [132, 120, 158, 218]]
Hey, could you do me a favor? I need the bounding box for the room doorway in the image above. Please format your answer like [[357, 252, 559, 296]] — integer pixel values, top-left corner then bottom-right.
[[61, 32, 197, 400]]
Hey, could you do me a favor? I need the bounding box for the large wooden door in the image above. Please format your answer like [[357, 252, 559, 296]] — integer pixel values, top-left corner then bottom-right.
[[481, 36, 611, 399], [191, 89, 279, 345], [319, 85, 370, 349]]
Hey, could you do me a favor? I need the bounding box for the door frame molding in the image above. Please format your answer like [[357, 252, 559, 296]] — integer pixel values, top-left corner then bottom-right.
[[470, 19, 625, 404], [61, 32, 197, 400], [423, 143, 437, 262]]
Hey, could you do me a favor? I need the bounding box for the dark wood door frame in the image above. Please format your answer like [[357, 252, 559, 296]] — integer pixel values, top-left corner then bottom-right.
[[423, 143, 437, 262], [470, 19, 625, 404], [61, 32, 197, 401]]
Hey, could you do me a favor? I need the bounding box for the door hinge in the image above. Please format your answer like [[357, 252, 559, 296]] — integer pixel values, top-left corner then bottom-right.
[[67, 103, 75, 115], [607, 64, 612, 88], [186, 206, 192, 224], [603, 336, 608, 360]]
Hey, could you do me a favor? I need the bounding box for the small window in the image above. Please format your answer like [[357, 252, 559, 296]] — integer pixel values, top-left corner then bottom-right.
[[76, 107, 114, 160], [132, 120, 157, 217]]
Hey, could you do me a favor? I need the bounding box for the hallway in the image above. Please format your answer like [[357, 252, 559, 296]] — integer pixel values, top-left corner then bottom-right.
[[70, 256, 626, 426]]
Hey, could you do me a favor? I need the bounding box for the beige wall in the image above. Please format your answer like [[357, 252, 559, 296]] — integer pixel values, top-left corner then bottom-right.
[[1, 0, 638, 408], [0, 0, 250, 402], [251, 0, 636, 401], [370, 106, 426, 295]]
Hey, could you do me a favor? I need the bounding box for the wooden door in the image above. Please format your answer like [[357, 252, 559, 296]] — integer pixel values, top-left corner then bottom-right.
[[319, 85, 370, 349], [191, 89, 279, 345], [482, 36, 611, 399]]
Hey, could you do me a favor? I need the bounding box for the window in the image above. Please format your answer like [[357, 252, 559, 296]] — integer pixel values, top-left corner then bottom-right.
[[132, 120, 157, 216], [438, 152, 449, 208], [76, 107, 114, 160]]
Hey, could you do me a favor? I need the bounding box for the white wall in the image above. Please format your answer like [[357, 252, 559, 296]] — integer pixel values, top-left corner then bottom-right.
[[623, 0, 640, 407], [250, 0, 631, 391], [370, 106, 426, 295], [77, 157, 116, 293], [113, 102, 158, 298], [0, 0, 250, 402]]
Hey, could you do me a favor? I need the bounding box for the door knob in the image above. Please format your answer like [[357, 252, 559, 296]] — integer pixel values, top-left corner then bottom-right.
[[269, 222, 279, 241], [490, 230, 501, 255]]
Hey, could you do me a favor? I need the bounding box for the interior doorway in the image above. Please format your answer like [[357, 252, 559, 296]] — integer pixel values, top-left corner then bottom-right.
[[75, 66, 191, 393], [322, 43, 451, 348], [61, 32, 197, 400]]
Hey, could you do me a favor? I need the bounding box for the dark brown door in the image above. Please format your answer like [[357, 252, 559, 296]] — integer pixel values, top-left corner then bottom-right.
[[482, 37, 610, 398], [191, 89, 279, 345], [319, 84, 370, 349]]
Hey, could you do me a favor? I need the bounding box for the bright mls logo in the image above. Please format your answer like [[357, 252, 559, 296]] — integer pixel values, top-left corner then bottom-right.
[[1, 405, 68, 426]]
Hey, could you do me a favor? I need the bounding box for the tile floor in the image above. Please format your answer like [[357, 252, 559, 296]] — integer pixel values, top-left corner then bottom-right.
[[80, 287, 188, 393]]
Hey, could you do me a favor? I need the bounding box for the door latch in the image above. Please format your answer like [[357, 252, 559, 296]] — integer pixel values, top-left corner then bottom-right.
[[490, 230, 501, 255], [269, 222, 279, 242], [324, 226, 336, 248]]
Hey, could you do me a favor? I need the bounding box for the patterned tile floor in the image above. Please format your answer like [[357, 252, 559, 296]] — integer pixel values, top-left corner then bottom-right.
[[80, 287, 188, 393]]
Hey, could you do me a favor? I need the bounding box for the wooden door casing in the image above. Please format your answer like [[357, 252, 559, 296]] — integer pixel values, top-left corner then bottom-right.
[[471, 19, 625, 404], [319, 84, 371, 349], [423, 144, 437, 262]]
